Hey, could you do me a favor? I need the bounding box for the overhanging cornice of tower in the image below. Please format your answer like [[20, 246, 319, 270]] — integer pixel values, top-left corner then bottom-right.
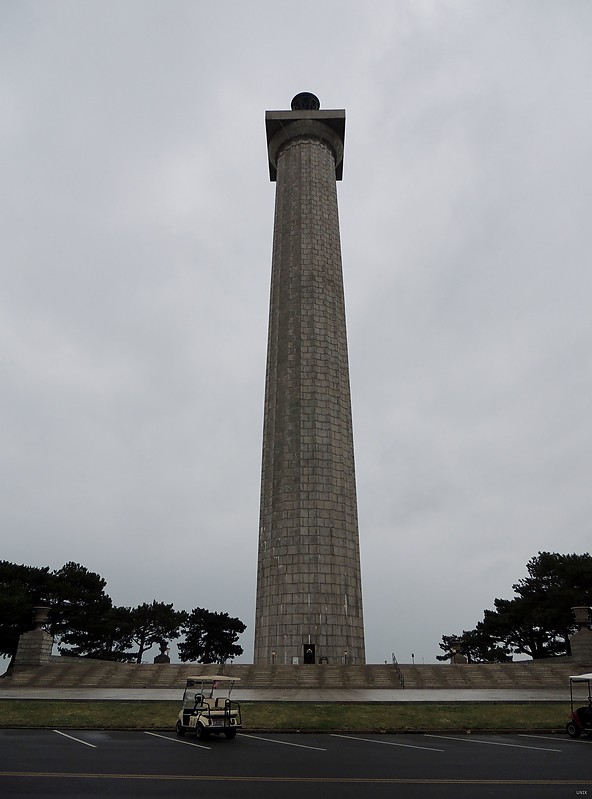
[[265, 108, 346, 182]]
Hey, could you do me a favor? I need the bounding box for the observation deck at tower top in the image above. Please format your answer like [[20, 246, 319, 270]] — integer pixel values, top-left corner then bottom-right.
[[265, 92, 345, 181]]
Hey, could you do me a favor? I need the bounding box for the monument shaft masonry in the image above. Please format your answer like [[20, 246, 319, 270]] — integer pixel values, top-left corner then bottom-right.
[[254, 93, 365, 665]]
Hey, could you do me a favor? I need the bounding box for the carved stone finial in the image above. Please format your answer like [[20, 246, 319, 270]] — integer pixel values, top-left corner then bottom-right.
[[32, 606, 50, 629], [572, 606, 591, 628]]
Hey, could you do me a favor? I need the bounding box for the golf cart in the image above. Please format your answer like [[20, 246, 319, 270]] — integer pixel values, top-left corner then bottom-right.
[[176, 675, 241, 740], [566, 672, 592, 738]]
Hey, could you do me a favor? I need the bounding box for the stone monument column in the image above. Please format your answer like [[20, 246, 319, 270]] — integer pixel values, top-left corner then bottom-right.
[[13, 606, 54, 667], [254, 93, 365, 665], [570, 606, 592, 662]]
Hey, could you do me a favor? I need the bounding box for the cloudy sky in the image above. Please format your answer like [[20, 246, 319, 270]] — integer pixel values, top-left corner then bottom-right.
[[2, 0, 591, 666]]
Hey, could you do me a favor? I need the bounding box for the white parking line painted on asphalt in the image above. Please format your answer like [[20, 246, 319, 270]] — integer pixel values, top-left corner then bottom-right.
[[331, 734, 444, 752], [144, 732, 211, 750], [52, 730, 97, 748], [241, 734, 326, 751], [520, 734, 592, 745], [426, 735, 562, 752]]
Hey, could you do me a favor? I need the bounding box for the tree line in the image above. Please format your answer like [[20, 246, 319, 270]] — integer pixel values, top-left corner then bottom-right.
[[438, 552, 592, 663], [0, 560, 246, 669]]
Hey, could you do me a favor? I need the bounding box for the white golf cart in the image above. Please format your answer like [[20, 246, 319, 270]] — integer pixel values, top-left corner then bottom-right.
[[566, 672, 592, 738], [175, 675, 241, 740]]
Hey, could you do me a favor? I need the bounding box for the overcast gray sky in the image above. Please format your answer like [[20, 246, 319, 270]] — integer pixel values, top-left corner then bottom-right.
[[2, 0, 591, 665]]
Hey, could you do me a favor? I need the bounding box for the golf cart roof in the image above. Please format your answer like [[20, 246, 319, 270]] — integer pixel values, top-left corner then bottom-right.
[[186, 675, 240, 684], [569, 673, 592, 682]]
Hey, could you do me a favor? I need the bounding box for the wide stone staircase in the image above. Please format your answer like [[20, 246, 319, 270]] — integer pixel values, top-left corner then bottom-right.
[[398, 660, 579, 690], [2, 658, 584, 691], [3, 662, 403, 690]]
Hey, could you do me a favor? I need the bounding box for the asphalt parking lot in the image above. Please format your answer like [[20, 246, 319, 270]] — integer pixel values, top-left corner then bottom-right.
[[1, 728, 591, 798]]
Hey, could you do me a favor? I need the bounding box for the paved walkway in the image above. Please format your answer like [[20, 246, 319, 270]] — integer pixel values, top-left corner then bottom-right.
[[0, 687, 569, 702]]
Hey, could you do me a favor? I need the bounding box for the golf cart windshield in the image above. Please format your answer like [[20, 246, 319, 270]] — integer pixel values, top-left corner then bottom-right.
[[182, 675, 239, 710], [569, 673, 592, 708]]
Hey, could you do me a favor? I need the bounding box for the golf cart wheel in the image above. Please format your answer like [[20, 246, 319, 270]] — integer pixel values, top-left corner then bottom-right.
[[224, 729, 237, 739], [196, 723, 209, 740], [566, 721, 581, 738], [175, 721, 185, 737]]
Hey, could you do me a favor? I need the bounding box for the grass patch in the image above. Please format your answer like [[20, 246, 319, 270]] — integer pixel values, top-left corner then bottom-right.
[[0, 700, 570, 732], [0, 700, 179, 730], [242, 702, 569, 732]]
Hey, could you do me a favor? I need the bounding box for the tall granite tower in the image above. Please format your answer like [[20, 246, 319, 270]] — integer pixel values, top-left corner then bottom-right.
[[254, 93, 365, 665]]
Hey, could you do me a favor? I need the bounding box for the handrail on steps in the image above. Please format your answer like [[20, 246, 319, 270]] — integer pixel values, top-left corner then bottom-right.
[[391, 652, 405, 688]]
